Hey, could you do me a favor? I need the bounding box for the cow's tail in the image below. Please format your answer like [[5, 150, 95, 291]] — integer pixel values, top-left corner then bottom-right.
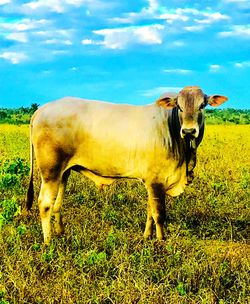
[[26, 121, 34, 210]]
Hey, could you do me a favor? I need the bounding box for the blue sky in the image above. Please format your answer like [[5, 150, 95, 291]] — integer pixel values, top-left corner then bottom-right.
[[0, 0, 249, 109]]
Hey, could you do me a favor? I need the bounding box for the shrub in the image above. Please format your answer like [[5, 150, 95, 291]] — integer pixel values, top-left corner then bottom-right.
[[0, 199, 21, 229], [0, 158, 29, 188]]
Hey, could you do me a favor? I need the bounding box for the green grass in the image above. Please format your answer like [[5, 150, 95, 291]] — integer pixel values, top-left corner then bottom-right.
[[0, 124, 249, 303]]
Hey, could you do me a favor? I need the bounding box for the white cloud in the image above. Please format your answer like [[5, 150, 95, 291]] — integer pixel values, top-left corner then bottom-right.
[[93, 28, 126, 49], [44, 39, 72, 45], [0, 51, 28, 64], [164, 69, 192, 74], [42, 70, 52, 75], [22, 0, 110, 13], [234, 61, 250, 68], [184, 25, 205, 32], [234, 63, 242, 68], [112, 3, 184, 24], [195, 12, 230, 24], [34, 29, 72, 37], [51, 50, 69, 55], [224, 0, 248, 3], [63, 40, 73, 45], [82, 39, 95, 45], [111, 2, 201, 24], [223, 0, 250, 9], [219, 25, 250, 38], [111, 5, 230, 36], [158, 12, 189, 23], [209, 64, 221, 72], [81, 38, 103, 46], [0, 0, 11, 5], [172, 40, 185, 47], [175, 8, 200, 15], [6, 32, 28, 43], [66, 0, 86, 5], [160, 8, 198, 23], [133, 25, 163, 44], [33, 29, 74, 45], [163, 9, 230, 29], [142, 86, 182, 97], [147, 0, 158, 12], [112, 0, 160, 23], [0, 18, 49, 32], [23, 0, 65, 13], [93, 24, 164, 49]]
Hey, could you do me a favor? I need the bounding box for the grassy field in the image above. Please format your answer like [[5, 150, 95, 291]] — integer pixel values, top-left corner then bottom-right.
[[0, 124, 249, 304]]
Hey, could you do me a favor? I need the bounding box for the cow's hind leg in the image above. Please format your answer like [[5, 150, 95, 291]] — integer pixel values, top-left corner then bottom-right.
[[145, 183, 166, 240], [144, 203, 154, 239], [38, 179, 60, 244], [53, 170, 70, 236]]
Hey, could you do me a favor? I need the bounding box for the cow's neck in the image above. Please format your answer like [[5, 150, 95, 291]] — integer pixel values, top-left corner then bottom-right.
[[167, 107, 185, 165], [167, 107, 204, 180]]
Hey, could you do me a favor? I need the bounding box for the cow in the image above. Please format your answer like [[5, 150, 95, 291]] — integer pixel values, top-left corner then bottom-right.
[[26, 86, 227, 244]]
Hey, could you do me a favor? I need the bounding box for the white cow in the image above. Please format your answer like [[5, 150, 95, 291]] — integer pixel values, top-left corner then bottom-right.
[[26, 86, 227, 244]]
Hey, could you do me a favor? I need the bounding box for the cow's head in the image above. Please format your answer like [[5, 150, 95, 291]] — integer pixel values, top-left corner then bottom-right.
[[156, 86, 228, 139]]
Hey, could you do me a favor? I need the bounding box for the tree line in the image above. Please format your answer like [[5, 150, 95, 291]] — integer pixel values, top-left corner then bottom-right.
[[0, 103, 39, 124], [205, 108, 250, 124], [0, 104, 249, 124]]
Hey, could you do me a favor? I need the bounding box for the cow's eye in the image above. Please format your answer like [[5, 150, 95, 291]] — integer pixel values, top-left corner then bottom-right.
[[199, 103, 205, 110], [177, 104, 183, 112]]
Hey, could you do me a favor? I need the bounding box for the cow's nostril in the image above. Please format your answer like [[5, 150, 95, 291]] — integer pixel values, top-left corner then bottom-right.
[[182, 128, 196, 136]]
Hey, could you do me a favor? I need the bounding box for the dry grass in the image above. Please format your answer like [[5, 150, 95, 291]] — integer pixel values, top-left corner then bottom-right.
[[0, 124, 249, 304]]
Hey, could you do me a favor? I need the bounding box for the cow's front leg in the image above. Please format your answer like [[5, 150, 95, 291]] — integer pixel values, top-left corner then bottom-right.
[[145, 183, 166, 240]]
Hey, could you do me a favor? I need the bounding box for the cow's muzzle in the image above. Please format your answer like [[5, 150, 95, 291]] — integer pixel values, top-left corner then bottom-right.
[[181, 127, 199, 139]]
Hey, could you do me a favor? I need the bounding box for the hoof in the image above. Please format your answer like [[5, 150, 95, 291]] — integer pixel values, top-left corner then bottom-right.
[[143, 233, 153, 240]]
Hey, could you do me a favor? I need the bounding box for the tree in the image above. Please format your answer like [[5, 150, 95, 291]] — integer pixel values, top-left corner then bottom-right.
[[19, 106, 30, 114], [30, 103, 39, 114], [0, 111, 7, 120]]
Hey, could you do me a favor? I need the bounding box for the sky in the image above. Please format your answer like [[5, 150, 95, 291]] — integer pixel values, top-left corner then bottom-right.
[[0, 0, 249, 109]]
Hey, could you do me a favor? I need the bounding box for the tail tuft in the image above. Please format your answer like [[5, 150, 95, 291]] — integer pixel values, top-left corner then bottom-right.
[[26, 178, 34, 210]]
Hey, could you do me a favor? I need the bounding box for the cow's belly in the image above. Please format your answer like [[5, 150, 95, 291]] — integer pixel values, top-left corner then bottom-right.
[[79, 169, 116, 187], [69, 142, 188, 197], [69, 142, 150, 178]]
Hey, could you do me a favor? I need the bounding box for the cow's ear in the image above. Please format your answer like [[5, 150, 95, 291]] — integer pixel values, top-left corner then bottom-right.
[[208, 95, 228, 107], [156, 96, 177, 109]]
